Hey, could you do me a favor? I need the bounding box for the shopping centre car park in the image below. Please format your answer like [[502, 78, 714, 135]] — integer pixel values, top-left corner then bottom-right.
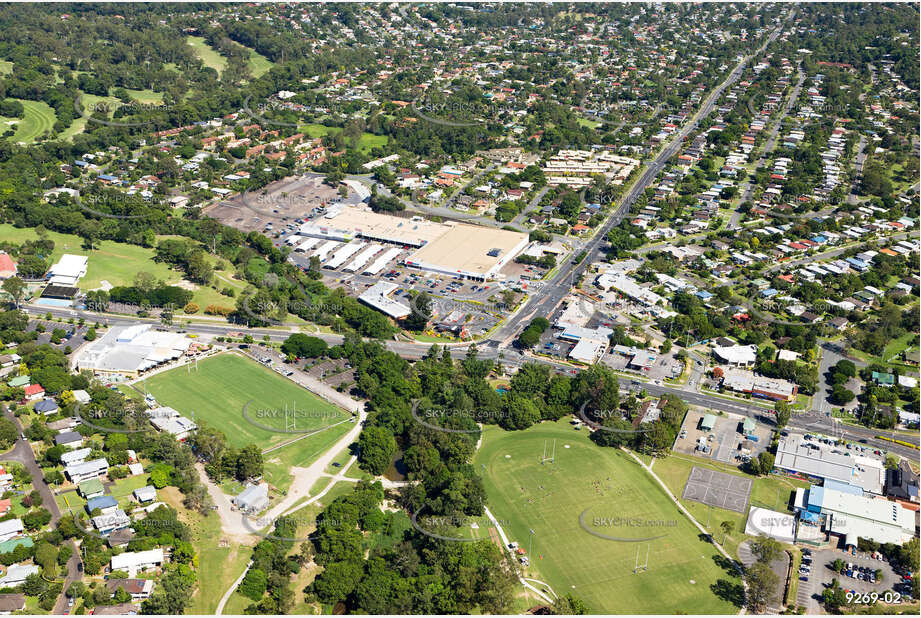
[[268, 205, 560, 328]]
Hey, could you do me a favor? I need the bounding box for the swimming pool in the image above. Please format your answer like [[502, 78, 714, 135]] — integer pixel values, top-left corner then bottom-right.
[[33, 298, 74, 308]]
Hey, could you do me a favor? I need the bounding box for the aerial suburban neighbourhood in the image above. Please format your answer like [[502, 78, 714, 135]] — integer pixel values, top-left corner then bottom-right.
[[0, 2, 917, 616]]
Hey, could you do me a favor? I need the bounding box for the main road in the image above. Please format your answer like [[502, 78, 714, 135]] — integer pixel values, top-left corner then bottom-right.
[[486, 17, 789, 346]]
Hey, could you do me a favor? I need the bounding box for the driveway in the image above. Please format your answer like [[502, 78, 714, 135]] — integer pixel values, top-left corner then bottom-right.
[[738, 540, 790, 613]]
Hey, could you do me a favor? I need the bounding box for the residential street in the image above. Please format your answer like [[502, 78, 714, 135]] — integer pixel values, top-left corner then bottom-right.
[[1, 404, 81, 615]]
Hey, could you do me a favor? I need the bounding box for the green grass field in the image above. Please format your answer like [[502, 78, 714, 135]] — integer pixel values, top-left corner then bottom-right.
[[152, 485, 256, 615], [882, 332, 917, 363], [187, 36, 228, 75], [474, 420, 742, 614], [1, 99, 57, 143], [125, 89, 165, 104], [0, 60, 12, 75], [299, 123, 388, 153], [0, 223, 240, 309], [261, 421, 352, 493], [141, 353, 349, 450], [247, 49, 274, 78], [140, 352, 354, 491]]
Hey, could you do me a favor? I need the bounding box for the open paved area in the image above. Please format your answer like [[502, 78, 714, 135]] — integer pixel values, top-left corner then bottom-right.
[[681, 466, 752, 513]]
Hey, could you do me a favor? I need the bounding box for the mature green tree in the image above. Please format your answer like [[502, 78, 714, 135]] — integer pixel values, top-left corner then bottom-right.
[[1, 276, 26, 309], [750, 535, 782, 564], [236, 444, 264, 481], [239, 567, 268, 601], [774, 401, 791, 429], [745, 562, 779, 613], [0, 417, 17, 450], [404, 292, 432, 332], [822, 578, 848, 613], [281, 333, 328, 358], [551, 593, 590, 614], [720, 520, 734, 544], [357, 425, 397, 475], [309, 560, 364, 604]]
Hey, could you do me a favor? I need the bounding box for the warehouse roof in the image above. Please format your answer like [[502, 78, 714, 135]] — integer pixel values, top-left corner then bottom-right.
[[405, 224, 528, 278], [776, 434, 884, 494], [358, 281, 411, 319]]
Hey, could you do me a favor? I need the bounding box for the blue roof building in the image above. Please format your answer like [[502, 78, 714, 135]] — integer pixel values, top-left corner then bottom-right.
[[86, 495, 118, 514]]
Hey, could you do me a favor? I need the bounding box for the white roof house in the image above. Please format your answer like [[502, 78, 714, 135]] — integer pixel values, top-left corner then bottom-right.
[[60, 447, 93, 466], [134, 486, 157, 503], [0, 518, 24, 543], [110, 549, 164, 573], [146, 407, 197, 441], [0, 564, 40, 587], [65, 458, 109, 484], [713, 344, 757, 367]]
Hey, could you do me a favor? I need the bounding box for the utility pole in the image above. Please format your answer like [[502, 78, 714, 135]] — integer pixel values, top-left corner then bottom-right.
[[528, 528, 535, 561]]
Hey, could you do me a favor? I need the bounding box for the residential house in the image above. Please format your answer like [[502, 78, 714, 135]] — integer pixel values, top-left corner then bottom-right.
[[55, 431, 83, 448], [78, 478, 106, 499], [107, 579, 155, 601], [65, 458, 109, 484], [0, 565, 40, 588], [110, 549, 164, 574], [0, 519, 23, 543], [0, 593, 25, 614], [34, 399, 58, 415], [22, 384, 44, 402]]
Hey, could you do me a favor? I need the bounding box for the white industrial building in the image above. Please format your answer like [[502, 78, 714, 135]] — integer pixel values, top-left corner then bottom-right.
[[776, 434, 885, 495], [596, 273, 665, 307], [233, 483, 270, 514], [324, 242, 364, 269], [343, 244, 382, 273], [47, 254, 88, 286], [363, 247, 403, 276], [74, 324, 192, 379], [358, 282, 411, 319], [795, 484, 915, 546], [298, 205, 527, 281]]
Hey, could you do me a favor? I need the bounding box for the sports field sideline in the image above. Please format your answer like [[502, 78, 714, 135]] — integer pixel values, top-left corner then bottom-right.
[[141, 352, 350, 450], [474, 419, 743, 614]]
